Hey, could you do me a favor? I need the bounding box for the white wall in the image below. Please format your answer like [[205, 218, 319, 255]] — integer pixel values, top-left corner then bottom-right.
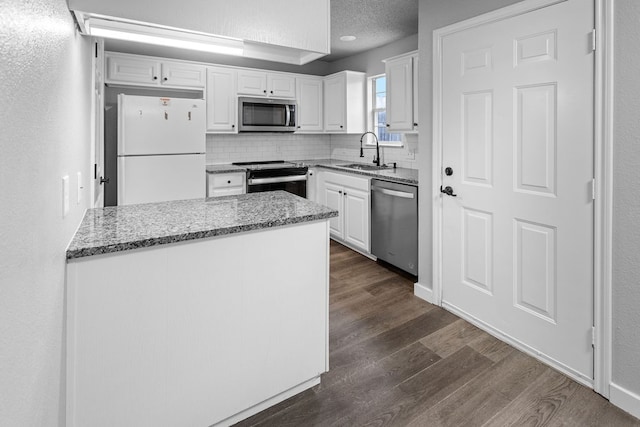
[[0, 1, 92, 425], [612, 0, 640, 404], [416, 0, 525, 288]]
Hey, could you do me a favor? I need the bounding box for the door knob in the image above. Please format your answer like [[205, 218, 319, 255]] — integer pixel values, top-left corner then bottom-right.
[[440, 185, 457, 197]]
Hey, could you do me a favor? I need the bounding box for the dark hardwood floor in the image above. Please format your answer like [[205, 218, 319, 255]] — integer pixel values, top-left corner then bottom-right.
[[235, 241, 639, 427]]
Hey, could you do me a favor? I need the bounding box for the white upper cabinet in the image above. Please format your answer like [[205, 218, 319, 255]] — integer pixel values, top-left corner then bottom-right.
[[383, 51, 418, 132], [161, 61, 206, 88], [106, 53, 205, 89], [323, 71, 365, 133], [268, 73, 296, 98], [206, 67, 237, 133], [296, 77, 323, 133], [237, 70, 296, 98]]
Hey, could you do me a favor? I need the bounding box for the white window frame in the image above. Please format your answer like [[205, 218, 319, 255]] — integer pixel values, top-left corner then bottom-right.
[[367, 74, 403, 147]]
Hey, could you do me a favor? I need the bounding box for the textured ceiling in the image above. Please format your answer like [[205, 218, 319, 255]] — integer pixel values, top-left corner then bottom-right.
[[325, 0, 419, 62]]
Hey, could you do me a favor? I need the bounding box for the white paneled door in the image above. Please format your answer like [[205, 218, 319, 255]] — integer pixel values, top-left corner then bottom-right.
[[440, 0, 594, 383]]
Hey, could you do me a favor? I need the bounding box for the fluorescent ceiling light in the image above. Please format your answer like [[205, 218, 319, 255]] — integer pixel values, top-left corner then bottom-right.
[[85, 18, 244, 56]]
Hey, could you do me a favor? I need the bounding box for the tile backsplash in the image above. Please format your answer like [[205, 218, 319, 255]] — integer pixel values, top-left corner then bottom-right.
[[206, 133, 331, 164], [206, 133, 419, 169]]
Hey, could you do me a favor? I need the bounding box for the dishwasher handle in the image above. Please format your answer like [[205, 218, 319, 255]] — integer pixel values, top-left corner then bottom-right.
[[373, 186, 415, 199]]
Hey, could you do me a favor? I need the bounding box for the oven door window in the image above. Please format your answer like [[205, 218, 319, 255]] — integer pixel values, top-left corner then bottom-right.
[[242, 102, 288, 127]]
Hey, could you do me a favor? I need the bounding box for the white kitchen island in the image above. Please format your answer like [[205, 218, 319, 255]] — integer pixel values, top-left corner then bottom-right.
[[65, 191, 337, 427]]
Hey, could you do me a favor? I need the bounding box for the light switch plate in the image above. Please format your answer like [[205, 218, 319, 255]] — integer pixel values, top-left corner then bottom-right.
[[62, 175, 70, 217]]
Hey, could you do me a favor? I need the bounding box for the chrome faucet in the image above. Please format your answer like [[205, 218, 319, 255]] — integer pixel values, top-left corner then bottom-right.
[[359, 131, 381, 166]]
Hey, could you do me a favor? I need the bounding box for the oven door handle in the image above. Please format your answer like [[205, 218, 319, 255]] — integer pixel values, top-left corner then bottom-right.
[[248, 175, 308, 185]]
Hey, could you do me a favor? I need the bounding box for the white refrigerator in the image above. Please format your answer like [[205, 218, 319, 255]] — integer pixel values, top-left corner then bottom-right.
[[117, 94, 206, 206]]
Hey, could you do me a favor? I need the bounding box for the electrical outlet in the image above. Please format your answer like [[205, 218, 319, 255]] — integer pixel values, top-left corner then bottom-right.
[[77, 172, 82, 204], [62, 176, 70, 217], [407, 149, 416, 160]]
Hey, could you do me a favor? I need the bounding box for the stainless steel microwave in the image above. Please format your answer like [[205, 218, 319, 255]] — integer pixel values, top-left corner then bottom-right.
[[238, 97, 296, 132]]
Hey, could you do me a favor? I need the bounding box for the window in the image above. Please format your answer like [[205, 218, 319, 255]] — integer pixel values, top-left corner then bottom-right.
[[370, 75, 403, 146]]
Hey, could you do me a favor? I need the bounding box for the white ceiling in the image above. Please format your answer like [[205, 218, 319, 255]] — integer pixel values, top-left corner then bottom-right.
[[325, 0, 419, 62]]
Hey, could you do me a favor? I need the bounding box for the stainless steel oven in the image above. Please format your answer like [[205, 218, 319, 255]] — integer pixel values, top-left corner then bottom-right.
[[233, 161, 308, 198]]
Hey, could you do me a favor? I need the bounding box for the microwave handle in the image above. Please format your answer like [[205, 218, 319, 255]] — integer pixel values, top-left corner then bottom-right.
[[285, 105, 291, 127]]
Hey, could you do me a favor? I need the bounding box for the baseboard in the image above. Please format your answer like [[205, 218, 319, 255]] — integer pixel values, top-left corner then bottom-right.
[[610, 383, 640, 419], [442, 301, 593, 389], [414, 282, 435, 304]]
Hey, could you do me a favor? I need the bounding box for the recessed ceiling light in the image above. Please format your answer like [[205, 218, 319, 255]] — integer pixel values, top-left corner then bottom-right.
[[340, 35, 356, 42]]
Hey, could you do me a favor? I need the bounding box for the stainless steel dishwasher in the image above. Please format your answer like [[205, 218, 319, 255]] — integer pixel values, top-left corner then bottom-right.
[[371, 179, 418, 276]]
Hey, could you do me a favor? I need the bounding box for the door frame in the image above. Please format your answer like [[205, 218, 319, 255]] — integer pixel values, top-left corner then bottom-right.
[[431, 0, 613, 397]]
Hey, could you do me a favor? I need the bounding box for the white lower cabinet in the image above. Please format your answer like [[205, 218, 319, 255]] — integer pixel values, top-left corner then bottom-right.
[[207, 172, 245, 197], [319, 171, 370, 253]]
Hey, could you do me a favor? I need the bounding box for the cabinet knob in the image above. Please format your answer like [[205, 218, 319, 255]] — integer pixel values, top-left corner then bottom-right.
[[340, 125, 343, 129], [163, 77, 168, 81], [414, 123, 418, 127], [231, 124, 235, 128], [263, 90, 267, 94], [339, 190, 343, 195], [227, 180, 231, 184], [153, 76, 158, 80], [386, 124, 390, 127], [270, 90, 274, 94]]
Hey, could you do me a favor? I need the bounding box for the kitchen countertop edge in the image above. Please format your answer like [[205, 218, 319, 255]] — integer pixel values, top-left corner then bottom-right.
[[66, 192, 338, 260], [206, 159, 419, 185]]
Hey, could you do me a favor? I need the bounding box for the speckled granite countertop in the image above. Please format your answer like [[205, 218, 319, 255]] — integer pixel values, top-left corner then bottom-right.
[[67, 191, 338, 260], [205, 164, 247, 174], [205, 159, 418, 185], [300, 159, 418, 185]]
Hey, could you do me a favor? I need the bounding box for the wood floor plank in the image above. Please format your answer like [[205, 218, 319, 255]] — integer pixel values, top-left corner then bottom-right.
[[420, 318, 486, 358], [546, 386, 640, 427], [329, 307, 458, 372], [330, 287, 432, 353], [481, 368, 580, 427], [406, 349, 550, 427], [333, 346, 494, 426], [468, 330, 515, 363]]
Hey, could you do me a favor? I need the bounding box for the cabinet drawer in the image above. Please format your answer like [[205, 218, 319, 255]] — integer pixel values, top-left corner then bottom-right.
[[207, 172, 246, 197], [211, 173, 245, 187]]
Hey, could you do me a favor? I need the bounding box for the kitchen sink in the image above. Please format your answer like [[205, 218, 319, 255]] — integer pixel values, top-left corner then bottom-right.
[[338, 163, 391, 171]]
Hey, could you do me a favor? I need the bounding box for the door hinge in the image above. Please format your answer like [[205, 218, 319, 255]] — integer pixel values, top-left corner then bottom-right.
[[592, 326, 596, 348], [591, 29, 597, 52], [591, 178, 596, 200]]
